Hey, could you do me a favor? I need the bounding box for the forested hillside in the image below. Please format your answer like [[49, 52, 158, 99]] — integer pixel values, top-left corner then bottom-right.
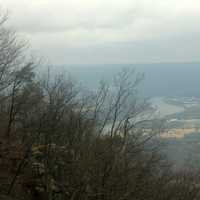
[[0, 12, 200, 200]]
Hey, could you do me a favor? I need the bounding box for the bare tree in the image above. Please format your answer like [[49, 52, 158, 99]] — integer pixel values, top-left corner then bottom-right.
[[0, 10, 200, 200]]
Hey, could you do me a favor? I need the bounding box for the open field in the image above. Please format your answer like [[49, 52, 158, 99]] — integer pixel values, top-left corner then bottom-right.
[[161, 128, 200, 139]]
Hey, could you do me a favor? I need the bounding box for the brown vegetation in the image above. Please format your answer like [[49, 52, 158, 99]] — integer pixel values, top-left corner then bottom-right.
[[0, 12, 200, 200]]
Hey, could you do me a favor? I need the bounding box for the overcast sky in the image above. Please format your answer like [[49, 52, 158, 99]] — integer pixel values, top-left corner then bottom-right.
[[0, 0, 200, 65]]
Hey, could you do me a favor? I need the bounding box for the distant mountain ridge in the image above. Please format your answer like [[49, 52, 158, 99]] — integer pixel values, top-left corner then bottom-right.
[[49, 63, 200, 97]]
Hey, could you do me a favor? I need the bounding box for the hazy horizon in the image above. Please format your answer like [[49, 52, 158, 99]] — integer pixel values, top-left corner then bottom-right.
[[45, 62, 200, 98]]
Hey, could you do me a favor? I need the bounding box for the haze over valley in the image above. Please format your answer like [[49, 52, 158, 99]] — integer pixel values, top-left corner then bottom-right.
[[1, 1, 200, 199]]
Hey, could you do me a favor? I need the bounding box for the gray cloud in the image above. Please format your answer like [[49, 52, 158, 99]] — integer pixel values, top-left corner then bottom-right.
[[0, 0, 200, 64]]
